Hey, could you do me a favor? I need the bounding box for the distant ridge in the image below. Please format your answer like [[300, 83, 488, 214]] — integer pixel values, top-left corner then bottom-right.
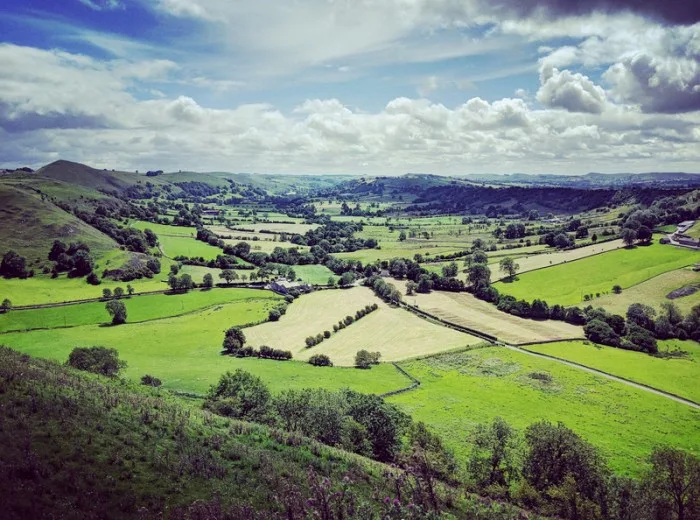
[[36, 160, 138, 191]]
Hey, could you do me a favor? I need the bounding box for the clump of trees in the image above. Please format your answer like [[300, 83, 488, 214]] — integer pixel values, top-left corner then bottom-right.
[[48, 241, 95, 278], [365, 276, 402, 304], [67, 346, 125, 377], [167, 273, 195, 292], [221, 326, 292, 360], [308, 354, 333, 366]]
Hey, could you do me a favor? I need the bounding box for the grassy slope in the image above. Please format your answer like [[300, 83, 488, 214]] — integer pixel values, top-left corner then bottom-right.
[[0, 299, 409, 395], [494, 241, 699, 306], [527, 340, 700, 403], [129, 220, 196, 237], [389, 348, 700, 476], [4, 347, 492, 519], [159, 235, 223, 260], [0, 288, 278, 332], [0, 184, 118, 263]]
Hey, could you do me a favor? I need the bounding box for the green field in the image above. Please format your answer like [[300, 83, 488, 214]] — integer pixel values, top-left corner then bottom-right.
[[290, 264, 338, 284], [526, 340, 700, 403], [0, 288, 277, 333], [159, 234, 223, 260], [130, 220, 196, 237], [494, 241, 699, 305], [0, 299, 409, 395], [389, 347, 700, 475]]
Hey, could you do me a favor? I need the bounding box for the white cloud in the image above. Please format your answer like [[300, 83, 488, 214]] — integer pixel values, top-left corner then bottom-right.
[[537, 65, 608, 113], [78, 0, 124, 11]]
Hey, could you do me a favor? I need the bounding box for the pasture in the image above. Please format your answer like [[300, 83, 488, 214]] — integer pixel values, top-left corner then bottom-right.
[[493, 239, 624, 280], [244, 287, 478, 365], [230, 222, 319, 234], [393, 280, 584, 344], [0, 288, 278, 333], [0, 298, 409, 395], [130, 220, 196, 237], [593, 267, 700, 315], [526, 340, 700, 403], [159, 234, 223, 260], [389, 347, 700, 475], [291, 264, 338, 284], [494, 242, 698, 306]]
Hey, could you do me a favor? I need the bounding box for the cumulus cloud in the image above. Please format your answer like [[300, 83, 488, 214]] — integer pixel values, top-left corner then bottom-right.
[[537, 65, 608, 113], [78, 0, 124, 11]]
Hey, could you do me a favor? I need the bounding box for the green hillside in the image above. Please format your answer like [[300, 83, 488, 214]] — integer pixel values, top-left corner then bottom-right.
[[0, 184, 118, 264], [0, 347, 523, 519]]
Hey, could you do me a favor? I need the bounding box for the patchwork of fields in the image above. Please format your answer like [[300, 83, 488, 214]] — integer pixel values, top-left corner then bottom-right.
[[244, 287, 479, 365]]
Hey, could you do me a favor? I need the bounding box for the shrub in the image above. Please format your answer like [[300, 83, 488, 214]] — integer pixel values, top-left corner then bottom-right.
[[204, 370, 271, 421], [269, 309, 281, 321], [323, 330, 331, 339], [86, 272, 101, 285], [67, 346, 125, 377], [141, 374, 162, 387]]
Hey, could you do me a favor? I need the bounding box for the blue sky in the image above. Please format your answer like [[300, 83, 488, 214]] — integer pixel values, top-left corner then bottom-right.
[[0, 0, 698, 174]]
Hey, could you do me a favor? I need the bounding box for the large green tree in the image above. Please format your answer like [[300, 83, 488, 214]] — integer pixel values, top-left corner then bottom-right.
[[105, 299, 127, 325]]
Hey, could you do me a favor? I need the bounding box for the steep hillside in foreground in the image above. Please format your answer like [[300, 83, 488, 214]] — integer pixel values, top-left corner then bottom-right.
[[0, 184, 118, 263], [0, 347, 532, 520]]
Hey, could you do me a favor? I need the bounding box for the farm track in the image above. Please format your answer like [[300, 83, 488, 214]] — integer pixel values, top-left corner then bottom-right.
[[401, 303, 700, 410]]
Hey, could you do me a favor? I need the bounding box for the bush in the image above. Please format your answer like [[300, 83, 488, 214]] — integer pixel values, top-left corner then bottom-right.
[[583, 319, 621, 347], [86, 272, 101, 285], [268, 309, 281, 321], [308, 354, 333, 367], [141, 374, 162, 387], [204, 370, 271, 421], [67, 346, 125, 377]]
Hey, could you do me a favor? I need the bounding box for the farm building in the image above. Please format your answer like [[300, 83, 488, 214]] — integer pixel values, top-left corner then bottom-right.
[[269, 278, 311, 295], [677, 220, 695, 233], [202, 209, 222, 216]]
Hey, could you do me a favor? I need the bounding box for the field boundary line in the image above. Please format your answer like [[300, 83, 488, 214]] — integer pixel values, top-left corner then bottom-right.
[[380, 363, 421, 398], [513, 345, 700, 409], [515, 338, 587, 347]]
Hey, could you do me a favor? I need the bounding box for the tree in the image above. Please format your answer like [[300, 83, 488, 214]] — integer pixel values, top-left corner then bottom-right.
[[355, 350, 380, 369], [178, 274, 194, 291], [636, 225, 652, 244], [1, 298, 12, 313], [499, 257, 519, 280], [71, 250, 94, 276], [67, 346, 125, 377], [102, 288, 112, 299], [584, 319, 621, 347], [621, 228, 637, 247], [406, 280, 418, 295], [627, 303, 656, 331], [167, 274, 179, 291], [468, 417, 520, 490], [553, 233, 572, 249], [327, 276, 336, 287], [86, 271, 101, 285], [222, 326, 246, 354], [612, 284, 622, 294], [105, 299, 127, 325], [416, 274, 433, 294], [661, 301, 684, 325], [202, 273, 214, 288], [398, 231, 407, 241], [126, 284, 134, 296], [143, 228, 158, 247], [287, 268, 296, 281], [643, 447, 699, 520], [204, 369, 271, 421], [442, 261, 459, 278], [219, 269, 237, 285], [48, 240, 67, 261], [472, 249, 488, 264], [268, 308, 281, 321], [0, 250, 29, 278], [170, 263, 180, 275], [339, 271, 355, 287], [113, 286, 124, 298], [523, 421, 606, 516], [468, 264, 491, 289]]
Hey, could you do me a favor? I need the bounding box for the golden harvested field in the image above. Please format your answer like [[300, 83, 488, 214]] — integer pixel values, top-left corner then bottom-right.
[[393, 280, 584, 344], [593, 267, 700, 315], [492, 239, 624, 280], [244, 287, 478, 366]]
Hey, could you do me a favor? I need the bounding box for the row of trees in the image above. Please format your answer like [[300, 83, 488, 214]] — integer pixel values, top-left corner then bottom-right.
[[221, 327, 292, 360], [306, 304, 379, 348]]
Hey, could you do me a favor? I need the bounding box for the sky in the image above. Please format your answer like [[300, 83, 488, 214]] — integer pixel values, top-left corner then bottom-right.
[[0, 0, 699, 175]]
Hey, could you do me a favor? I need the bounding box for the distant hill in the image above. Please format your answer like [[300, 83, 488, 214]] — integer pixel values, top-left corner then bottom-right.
[[459, 171, 700, 188], [36, 160, 143, 192]]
